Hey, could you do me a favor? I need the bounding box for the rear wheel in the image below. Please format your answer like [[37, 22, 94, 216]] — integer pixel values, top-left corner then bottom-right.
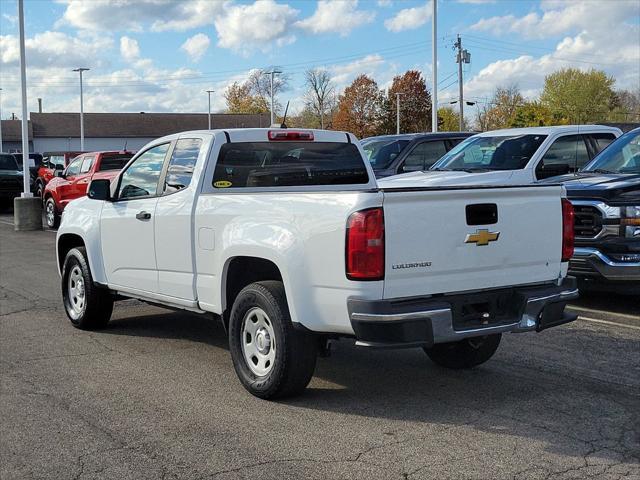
[[35, 181, 44, 199], [228, 281, 317, 399], [424, 334, 501, 369], [61, 247, 113, 330], [45, 197, 59, 229]]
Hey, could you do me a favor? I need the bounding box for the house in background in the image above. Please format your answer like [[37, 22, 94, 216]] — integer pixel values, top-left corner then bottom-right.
[[1, 112, 270, 153]]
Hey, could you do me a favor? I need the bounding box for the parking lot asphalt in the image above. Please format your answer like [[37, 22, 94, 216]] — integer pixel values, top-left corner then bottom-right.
[[1, 215, 639, 480]]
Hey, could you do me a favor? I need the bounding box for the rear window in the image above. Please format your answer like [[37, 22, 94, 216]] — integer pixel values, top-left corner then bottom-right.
[[0, 154, 18, 170], [99, 154, 134, 171], [212, 142, 369, 188]]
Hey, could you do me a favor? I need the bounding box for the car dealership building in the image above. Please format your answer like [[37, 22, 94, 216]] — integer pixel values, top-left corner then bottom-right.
[[0, 112, 270, 153]]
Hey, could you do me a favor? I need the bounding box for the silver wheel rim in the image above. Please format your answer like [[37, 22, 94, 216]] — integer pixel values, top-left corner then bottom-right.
[[67, 265, 86, 319], [241, 307, 276, 377], [46, 201, 55, 226]]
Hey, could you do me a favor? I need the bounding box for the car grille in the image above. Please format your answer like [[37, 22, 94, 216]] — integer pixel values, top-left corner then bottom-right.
[[573, 205, 603, 239], [0, 178, 21, 191], [569, 257, 599, 277]]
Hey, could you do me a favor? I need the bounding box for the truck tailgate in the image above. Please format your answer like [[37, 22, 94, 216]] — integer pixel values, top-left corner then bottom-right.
[[382, 186, 564, 299]]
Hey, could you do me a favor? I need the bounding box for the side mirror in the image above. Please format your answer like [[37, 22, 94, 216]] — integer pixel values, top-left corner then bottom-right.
[[55, 164, 64, 171], [88, 179, 112, 201], [54, 170, 65, 178]]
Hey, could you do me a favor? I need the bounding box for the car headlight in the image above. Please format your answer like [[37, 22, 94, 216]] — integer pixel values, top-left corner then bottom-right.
[[621, 206, 640, 238]]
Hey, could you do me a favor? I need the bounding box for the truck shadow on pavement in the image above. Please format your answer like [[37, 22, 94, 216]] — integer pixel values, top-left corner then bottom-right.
[[98, 308, 639, 468]]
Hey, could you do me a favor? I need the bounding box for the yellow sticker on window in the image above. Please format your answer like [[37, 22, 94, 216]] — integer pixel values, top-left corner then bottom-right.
[[214, 180, 233, 188]]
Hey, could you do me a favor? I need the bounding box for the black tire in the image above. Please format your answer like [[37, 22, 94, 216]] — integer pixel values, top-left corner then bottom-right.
[[424, 334, 501, 369], [61, 247, 113, 330], [45, 197, 59, 229], [228, 281, 317, 399], [35, 181, 44, 199]]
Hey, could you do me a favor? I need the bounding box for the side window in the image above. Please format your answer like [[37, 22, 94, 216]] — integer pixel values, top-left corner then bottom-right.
[[118, 144, 170, 200], [537, 135, 589, 178], [402, 141, 447, 172], [162, 138, 202, 195], [80, 155, 94, 173], [65, 157, 83, 177], [591, 133, 616, 154]]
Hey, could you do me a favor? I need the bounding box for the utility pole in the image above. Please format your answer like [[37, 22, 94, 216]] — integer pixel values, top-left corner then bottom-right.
[[431, 0, 438, 132], [206, 90, 215, 129], [0, 88, 3, 152], [72, 68, 89, 151], [264, 69, 282, 125], [454, 34, 471, 131], [395, 92, 404, 135], [18, 0, 30, 196]]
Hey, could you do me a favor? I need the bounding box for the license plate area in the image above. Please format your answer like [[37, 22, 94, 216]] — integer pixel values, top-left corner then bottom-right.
[[451, 289, 521, 331]]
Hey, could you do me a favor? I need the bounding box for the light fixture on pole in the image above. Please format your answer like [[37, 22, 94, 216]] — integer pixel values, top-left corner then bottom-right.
[[206, 90, 214, 130], [72, 68, 89, 151], [431, 0, 438, 132], [263, 69, 282, 125], [395, 92, 405, 135]]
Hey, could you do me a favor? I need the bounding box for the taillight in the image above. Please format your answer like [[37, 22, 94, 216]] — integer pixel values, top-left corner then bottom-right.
[[562, 198, 574, 262], [346, 208, 384, 281], [268, 130, 314, 141]]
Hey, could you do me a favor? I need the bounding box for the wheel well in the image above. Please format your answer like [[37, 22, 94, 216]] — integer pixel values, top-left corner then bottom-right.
[[57, 234, 85, 271], [223, 257, 283, 325]]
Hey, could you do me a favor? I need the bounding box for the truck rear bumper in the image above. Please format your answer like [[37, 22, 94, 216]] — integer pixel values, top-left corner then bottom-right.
[[348, 278, 578, 348]]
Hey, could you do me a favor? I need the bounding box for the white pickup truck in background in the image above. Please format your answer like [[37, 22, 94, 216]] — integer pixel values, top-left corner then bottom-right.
[[384, 125, 621, 188], [56, 128, 578, 399]]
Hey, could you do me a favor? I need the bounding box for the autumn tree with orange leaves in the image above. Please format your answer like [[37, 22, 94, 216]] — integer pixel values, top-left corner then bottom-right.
[[381, 70, 432, 134], [333, 74, 384, 139]]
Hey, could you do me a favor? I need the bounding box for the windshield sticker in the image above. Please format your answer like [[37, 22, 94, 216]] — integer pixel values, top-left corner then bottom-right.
[[214, 180, 233, 188]]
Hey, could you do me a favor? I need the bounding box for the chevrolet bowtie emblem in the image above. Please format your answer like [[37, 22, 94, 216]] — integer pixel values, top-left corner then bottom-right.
[[465, 229, 500, 246]]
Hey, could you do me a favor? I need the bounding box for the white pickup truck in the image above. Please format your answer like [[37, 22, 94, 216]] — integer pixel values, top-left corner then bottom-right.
[[385, 125, 621, 188], [56, 128, 578, 399]]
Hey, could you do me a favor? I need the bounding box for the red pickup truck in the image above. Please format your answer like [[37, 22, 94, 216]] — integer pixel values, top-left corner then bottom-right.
[[43, 151, 134, 228], [35, 151, 85, 198]]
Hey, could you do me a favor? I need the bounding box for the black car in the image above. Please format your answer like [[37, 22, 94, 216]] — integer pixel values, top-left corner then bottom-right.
[[0, 153, 24, 206], [546, 127, 640, 294], [12, 152, 43, 193], [361, 132, 475, 178]]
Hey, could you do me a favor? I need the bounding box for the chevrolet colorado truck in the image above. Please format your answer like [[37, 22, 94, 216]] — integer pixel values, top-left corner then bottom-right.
[[43, 150, 134, 228], [543, 127, 640, 294], [56, 128, 578, 399]]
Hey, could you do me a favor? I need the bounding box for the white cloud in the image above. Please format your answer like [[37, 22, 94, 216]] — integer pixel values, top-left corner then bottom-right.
[[181, 33, 210, 62], [119, 36, 140, 62], [384, 2, 431, 33], [0, 31, 111, 69], [330, 54, 386, 88], [296, 0, 375, 36], [57, 0, 226, 32], [214, 0, 299, 55], [377, 0, 392, 6], [463, 0, 640, 102]]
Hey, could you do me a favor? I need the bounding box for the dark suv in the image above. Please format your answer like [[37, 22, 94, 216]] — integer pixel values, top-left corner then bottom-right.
[[546, 127, 640, 294], [361, 132, 474, 178]]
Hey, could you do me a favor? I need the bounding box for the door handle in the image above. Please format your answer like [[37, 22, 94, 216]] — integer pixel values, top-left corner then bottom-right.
[[136, 211, 151, 221]]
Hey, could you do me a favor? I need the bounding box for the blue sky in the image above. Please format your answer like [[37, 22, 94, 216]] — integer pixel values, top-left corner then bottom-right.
[[0, 0, 639, 120]]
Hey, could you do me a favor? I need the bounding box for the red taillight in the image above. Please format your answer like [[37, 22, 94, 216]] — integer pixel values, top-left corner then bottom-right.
[[562, 198, 575, 262], [346, 208, 384, 281], [268, 130, 314, 141]]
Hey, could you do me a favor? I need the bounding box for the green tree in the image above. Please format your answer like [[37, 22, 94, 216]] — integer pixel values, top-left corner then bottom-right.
[[381, 70, 432, 134], [437, 107, 467, 131], [540, 68, 616, 123], [510, 101, 558, 127], [476, 85, 524, 130], [224, 81, 268, 114]]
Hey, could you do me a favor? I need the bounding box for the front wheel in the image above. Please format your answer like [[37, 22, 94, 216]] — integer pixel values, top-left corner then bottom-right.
[[228, 281, 317, 399], [61, 247, 113, 330], [423, 334, 501, 369], [45, 198, 59, 229]]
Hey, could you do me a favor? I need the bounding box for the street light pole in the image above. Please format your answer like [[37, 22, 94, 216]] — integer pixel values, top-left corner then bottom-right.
[[264, 70, 282, 125], [72, 68, 89, 151], [18, 0, 31, 197], [206, 90, 214, 129], [395, 92, 404, 135], [431, 0, 438, 132], [0, 88, 3, 152]]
